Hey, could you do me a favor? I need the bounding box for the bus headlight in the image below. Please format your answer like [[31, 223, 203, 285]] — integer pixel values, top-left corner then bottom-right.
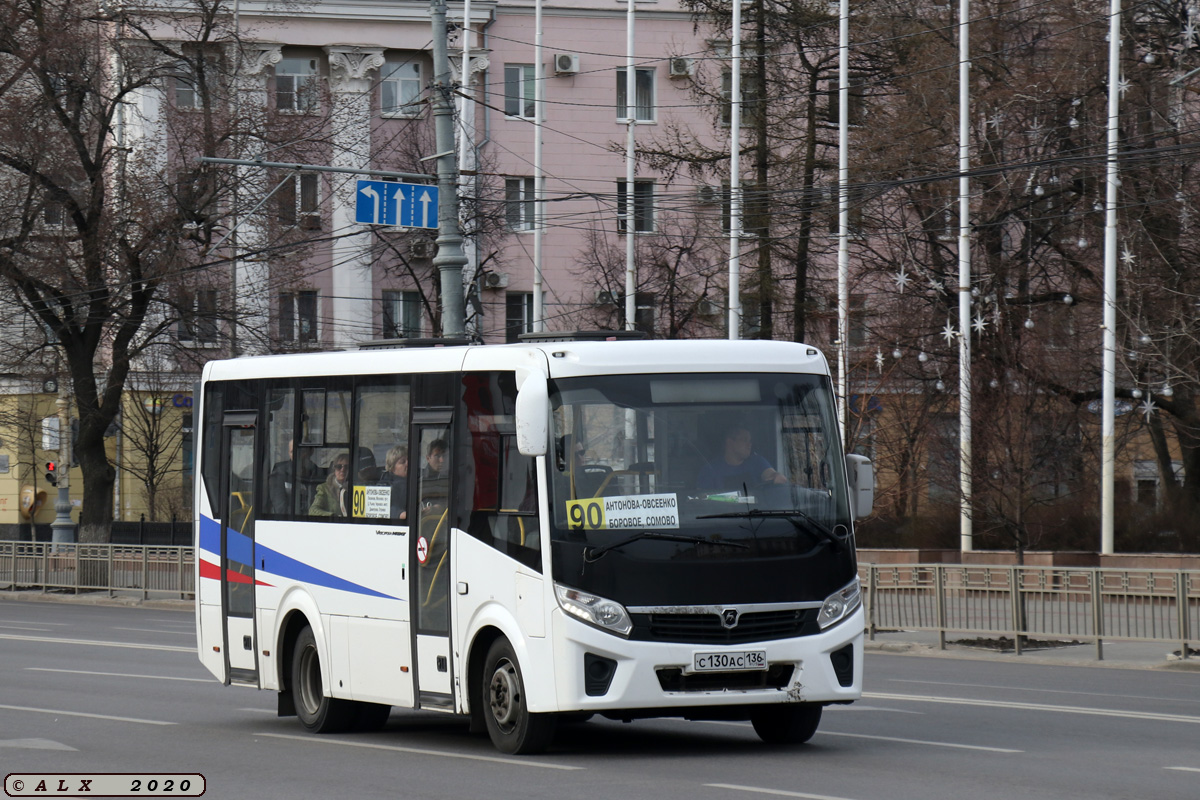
[[817, 577, 862, 630], [555, 583, 633, 637]]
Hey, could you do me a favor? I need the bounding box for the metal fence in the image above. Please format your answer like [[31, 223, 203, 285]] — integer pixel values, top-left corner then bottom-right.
[[861, 563, 1198, 660], [0, 542, 194, 600]]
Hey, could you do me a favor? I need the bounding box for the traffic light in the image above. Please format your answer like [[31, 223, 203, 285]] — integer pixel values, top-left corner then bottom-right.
[[45, 461, 57, 486]]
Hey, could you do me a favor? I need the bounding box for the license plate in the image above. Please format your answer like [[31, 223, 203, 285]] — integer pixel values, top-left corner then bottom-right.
[[692, 650, 767, 672]]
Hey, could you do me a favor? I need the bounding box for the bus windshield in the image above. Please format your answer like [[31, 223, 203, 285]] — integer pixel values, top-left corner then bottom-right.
[[548, 372, 852, 597]]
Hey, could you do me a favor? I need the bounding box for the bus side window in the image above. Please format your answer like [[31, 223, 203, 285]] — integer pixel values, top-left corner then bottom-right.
[[461, 372, 541, 571], [355, 381, 411, 521]]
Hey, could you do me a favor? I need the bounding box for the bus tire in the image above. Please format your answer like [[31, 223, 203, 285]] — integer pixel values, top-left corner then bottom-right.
[[292, 626, 355, 733], [750, 703, 822, 745], [482, 637, 556, 754]]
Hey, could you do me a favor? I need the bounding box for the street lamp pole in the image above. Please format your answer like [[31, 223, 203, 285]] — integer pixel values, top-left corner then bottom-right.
[[50, 381, 75, 544]]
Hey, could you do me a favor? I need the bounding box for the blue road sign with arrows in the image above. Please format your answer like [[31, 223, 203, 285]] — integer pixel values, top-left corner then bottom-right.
[[355, 179, 439, 229]]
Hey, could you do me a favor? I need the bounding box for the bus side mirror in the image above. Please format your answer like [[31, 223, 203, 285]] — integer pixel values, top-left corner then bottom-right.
[[515, 371, 549, 457], [844, 454, 874, 519]]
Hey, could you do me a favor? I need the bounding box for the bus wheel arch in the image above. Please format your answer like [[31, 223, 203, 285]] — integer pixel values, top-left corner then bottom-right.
[[291, 624, 356, 733], [466, 626, 504, 735]]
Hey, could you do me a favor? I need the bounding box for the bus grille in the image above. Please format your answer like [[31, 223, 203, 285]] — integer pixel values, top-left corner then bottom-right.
[[656, 664, 795, 692], [629, 609, 818, 644]]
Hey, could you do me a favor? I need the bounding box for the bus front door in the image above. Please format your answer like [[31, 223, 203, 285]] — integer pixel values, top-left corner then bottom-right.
[[412, 420, 453, 707], [220, 412, 259, 685]]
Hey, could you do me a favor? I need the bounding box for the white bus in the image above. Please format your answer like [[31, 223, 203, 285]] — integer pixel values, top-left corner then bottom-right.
[[194, 336, 872, 754]]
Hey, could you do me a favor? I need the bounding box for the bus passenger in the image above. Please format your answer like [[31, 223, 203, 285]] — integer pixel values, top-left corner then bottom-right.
[[381, 444, 409, 520], [309, 453, 350, 517], [697, 424, 787, 493]]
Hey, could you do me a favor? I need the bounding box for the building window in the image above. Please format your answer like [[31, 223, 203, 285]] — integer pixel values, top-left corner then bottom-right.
[[616, 179, 654, 233], [506, 292, 534, 343], [719, 182, 765, 235], [616, 68, 655, 122], [826, 294, 869, 348], [719, 69, 759, 126], [277, 173, 320, 229], [381, 290, 423, 339], [381, 60, 422, 116], [178, 289, 219, 346], [276, 56, 320, 113], [280, 290, 319, 344], [43, 199, 65, 228], [825, 77, 866, 126], [825, 185, 865, 236], [505, 177, 535, 231], [174, 63, 197, 110], [504, 64, 535, 119]]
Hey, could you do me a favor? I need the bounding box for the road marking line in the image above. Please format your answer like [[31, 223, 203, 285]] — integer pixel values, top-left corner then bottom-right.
[[0, 619, 68, 626], [114, 627, 195, 636], [1164, 767, 1200, 773], [0, 704, 175, 726], [27, 668, 210, 683], [0, 633, 191, 653], [889, 678, 1200, 706], [254, 732, 584, 770], [865, 692, 1200, 724], [818, 731, 1022, 753], [240, 708, 277, 714], [695, 721, 1014, 753], [0, 625, 53, 632], [705, 783, 861, 800], [0, 739, 78, 751]]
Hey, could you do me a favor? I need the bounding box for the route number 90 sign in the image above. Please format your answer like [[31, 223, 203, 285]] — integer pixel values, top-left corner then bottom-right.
[[565, 494, 680, 531]]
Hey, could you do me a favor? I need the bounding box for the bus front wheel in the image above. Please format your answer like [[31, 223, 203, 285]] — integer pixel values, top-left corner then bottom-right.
[[481, 637, 556, 754], [751, 703, 823, 745], [292, 626, 355, 733]]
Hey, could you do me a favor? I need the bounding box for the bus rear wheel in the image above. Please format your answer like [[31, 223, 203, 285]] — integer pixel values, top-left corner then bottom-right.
[[750, 703, 823, 745], [481, 637, 556, 754], [292, 626, 355, 733]]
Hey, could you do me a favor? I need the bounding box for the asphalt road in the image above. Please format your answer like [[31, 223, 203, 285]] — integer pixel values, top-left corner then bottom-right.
[[1, 596, 1198, 800]]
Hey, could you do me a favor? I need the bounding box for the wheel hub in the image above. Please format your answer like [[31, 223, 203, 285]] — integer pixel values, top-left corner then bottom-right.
[[489, 659, 519, 729]]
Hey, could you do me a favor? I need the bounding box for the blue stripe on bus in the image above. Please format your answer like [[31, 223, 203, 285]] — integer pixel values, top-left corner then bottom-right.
[[199, 514, 399, 601]]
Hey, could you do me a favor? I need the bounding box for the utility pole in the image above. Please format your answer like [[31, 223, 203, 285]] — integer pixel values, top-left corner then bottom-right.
[[430, 0, 468, 337]]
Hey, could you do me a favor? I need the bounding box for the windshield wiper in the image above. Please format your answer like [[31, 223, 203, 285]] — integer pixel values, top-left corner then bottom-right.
[[697, 508, 846, 553], [584, 531, 750, 562]]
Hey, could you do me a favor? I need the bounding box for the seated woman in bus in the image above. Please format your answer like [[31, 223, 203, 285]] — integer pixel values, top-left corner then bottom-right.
[[697, 424, 787, 493], [380, 444, 409, 520], [309, 453, 351, 517]]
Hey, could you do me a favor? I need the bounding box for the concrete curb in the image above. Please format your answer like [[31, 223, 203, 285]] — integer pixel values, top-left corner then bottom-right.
[[863, 637, 1200, 672], [0, 589, 192, 612]]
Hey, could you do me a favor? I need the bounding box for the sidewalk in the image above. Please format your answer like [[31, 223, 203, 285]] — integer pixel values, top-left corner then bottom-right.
[[0, 588, 192, 612], [864, 628, 1200, 672]]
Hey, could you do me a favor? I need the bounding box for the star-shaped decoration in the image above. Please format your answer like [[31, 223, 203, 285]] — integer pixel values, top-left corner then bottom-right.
[[1140, 398, 1158, 420], [875, 349, 885, 372], [942, 321, 956, 346], [929, 276, 945, 295], [1184, 20, 1198, 46], [1118, 76, 1131, 98], [973, 313, 989, 336], [987, 113, 1003, 130], [894, 269, 910, 292], [1120, 247, 1136, 267]]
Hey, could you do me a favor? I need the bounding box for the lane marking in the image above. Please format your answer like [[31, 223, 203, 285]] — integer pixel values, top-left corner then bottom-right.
[[27, 668, 210, 684], [240, 708, 277, 714], [0, 625, 53, 632], [0, 704, 175, 726], [865, 692, 1200, 724], [818, 730, 1022, 753], [0, 619, 68, 626], [255, 732, 584, 770], [825, 704, 924, 715], [1164, 767, 1200, 773], [888, 678, 1200, 706], [0, 739, 78, 751], [114, 627, 195, 636], [695, 721, 1014, 753], [705, 783, 862, 800], [0, 633, 191, 653]]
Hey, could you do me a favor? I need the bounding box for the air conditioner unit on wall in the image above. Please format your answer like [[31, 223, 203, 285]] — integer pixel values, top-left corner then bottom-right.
[[482, 271, 509, 289], [696, 185, 719, 205], [669, 57, 694, 78], [596, 290, 616, 305], [554, 53, 580, 75], [409, 240, 433, 259]]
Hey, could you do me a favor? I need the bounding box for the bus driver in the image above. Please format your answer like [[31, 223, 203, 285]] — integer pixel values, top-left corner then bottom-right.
[[697, 424, 787, 493]]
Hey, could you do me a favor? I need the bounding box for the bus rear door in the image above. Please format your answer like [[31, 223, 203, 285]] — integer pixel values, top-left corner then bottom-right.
[[219, 411, 259, 685]]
